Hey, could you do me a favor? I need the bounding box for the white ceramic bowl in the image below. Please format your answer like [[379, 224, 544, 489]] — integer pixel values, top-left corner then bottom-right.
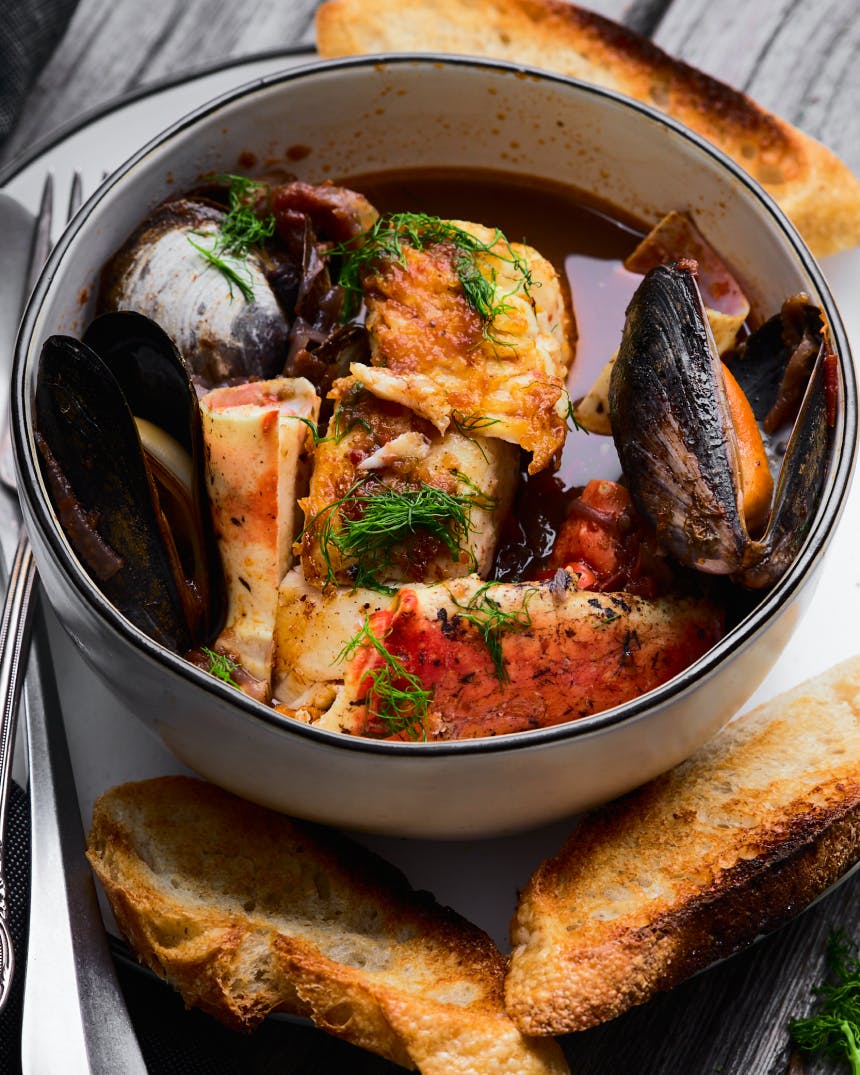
[[12, 56, 856, 837]]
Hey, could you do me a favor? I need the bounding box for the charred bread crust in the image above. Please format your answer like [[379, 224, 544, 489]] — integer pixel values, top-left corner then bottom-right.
[[86, 776, 568, 1074], [315, 0, 860, 257], [505, 654, 860, 1035]]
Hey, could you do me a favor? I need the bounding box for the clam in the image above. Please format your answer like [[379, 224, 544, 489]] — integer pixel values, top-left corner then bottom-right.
[[35, 312, 225, 651], [609, 261, 834, 588], [99, 198, 291, 388]]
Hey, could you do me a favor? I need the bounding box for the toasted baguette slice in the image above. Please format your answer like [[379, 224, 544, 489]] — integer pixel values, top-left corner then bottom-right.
[[87, 777, 568, 1074], [505, 654, 860, 1034], [316, 0, 860, 258]]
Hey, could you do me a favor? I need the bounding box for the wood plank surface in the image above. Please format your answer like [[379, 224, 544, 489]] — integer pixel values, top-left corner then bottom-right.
[[4, 1, 860, 1073], [654, 0, 860, 171], [0, 0, 642, 169], [0, 0, 320, 168]]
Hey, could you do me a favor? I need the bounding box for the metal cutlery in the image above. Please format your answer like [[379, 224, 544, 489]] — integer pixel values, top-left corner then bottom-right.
[[0, 176, 53, 1009], [0, 174, 147, 1071]]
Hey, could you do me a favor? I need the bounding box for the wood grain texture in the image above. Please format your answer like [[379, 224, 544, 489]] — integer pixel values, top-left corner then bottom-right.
[[0, 0, 319, 168], [653, 0, 860, 171], [4, 1, 860, 1073], [0, 0, 637, 169]]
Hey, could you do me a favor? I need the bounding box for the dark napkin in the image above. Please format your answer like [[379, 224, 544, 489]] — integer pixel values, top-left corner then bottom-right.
[[116, 961, 404, 1074], [0, 0, 80, 144]]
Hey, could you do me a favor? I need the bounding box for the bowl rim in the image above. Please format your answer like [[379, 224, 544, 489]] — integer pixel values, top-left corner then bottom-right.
[[13, 52, 859, 758]]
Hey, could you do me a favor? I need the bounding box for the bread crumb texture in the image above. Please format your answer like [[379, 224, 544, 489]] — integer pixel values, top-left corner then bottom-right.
[[506, 654, 860, 1034], [316, 0, 860, 257], [86, 776, 568, 1073]]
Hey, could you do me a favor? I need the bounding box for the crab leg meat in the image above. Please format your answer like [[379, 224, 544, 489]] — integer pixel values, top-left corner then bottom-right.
[[200, 377, 319, 688], [318, 573, 723, 740]]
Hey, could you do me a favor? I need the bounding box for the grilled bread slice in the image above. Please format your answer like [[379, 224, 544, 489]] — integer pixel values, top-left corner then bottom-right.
[[505, 654, 860, 1035], [86, 776, 568, 1074], [315, 0, 860, 258]]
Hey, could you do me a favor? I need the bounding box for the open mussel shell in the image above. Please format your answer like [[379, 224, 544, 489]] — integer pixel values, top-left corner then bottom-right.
[[725, 295, 825, 433], [609, 262, 834, 588], [610, 263, 746, 573], [83, 311, 226, 634], [35, 316, 225, 652], [99, 198, 291, 388], [732, 309, 832, 588], [83, 310, 198, 452]]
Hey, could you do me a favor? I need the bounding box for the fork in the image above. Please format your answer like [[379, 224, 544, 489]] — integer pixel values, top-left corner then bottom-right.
[[0, 173, 147, 1071]]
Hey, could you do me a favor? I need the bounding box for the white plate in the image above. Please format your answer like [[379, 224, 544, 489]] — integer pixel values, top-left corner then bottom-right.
[[4, 49, 860, 951]]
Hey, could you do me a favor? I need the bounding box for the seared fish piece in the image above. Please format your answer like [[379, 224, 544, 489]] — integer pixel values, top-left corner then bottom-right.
[[200, 378, 319, 689], [318, 572, 723, 741], [350, 218, 573, 473], [299, 378, 518, 590], [273, 566, 390, 707]]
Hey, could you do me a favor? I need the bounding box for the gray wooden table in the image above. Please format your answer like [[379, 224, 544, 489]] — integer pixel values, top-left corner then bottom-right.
[[3, 1, 860, 1073]]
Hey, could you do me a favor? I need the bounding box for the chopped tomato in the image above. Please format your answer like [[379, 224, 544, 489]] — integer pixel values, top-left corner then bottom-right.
[[544, 479, 673, 597]]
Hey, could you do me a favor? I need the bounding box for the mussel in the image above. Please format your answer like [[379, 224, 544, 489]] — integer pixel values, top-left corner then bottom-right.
[[609, 261, 834, 588], [35, 311, 225, 651], [99, 198, 291, 388]]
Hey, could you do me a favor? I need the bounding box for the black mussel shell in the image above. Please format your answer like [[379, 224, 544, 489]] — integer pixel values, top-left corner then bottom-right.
[[610, 263, 833, 589], [82, 311, 226, 637], [740, 340, 831, 588], [35, 320, 225, 651], [725, 295, 825, 434], [610, 262, 747, 575], [83, 310, 196, 452]]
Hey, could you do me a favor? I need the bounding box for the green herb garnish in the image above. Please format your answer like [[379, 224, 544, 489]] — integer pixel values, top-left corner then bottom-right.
[[339, 616, 431, 740], [451, 411, 502, 463], [333, 211, 535, 333], [564, 393, 588, 434], [216, 174, 276, 253], [311, 478, 494, 592], [450, 582, 536, 683], [328, 408, 373, 445], [187, 173, 275, 301], [187, 238, 257, 302], [202, 646, 240, 687], [790, 930, 860, 1073], [286, 414, 328, 447], [451, 411, 502, 437], [308, 382, 375, 447], [286, 405, 373, 450]]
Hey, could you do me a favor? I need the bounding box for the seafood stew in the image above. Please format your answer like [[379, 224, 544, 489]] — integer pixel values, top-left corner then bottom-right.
[[34, 168, 837, 743]]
